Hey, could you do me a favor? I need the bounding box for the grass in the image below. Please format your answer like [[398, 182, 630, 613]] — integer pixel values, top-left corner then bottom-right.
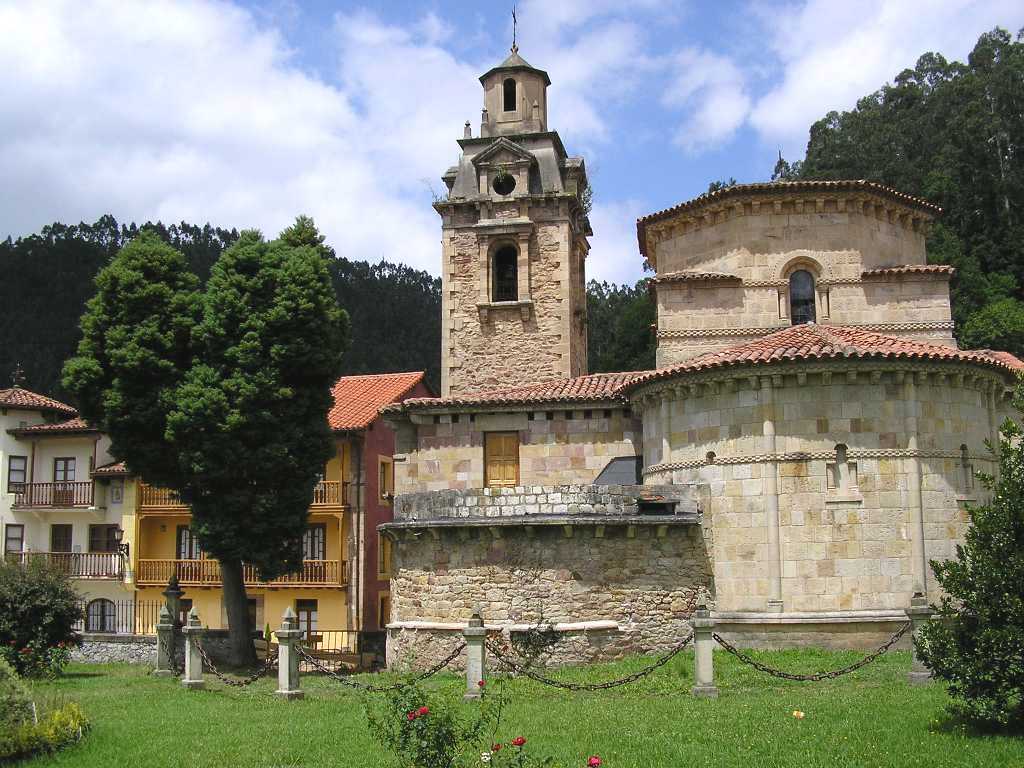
[[18, 649, 1024, 768]]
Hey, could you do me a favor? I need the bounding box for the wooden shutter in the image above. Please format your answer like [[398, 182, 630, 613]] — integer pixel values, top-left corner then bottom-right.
[[485, 432, 520, 488]]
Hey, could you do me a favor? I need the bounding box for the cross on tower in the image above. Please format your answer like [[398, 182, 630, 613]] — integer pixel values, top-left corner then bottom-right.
[[511, 5, 518, 53], [10, 363, 24, 388]]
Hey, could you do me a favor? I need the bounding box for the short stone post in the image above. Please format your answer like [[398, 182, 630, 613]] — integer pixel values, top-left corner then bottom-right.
[[275, 607, 304, 700], [153, 605, 176, 677], [463, 611, 486, 700], [906, 592, 934, 685], [181, 607, 205, 690], [690, 600, 719, 699]]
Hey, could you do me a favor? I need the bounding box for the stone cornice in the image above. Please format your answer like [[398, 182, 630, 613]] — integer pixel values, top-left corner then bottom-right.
[[656, 321, 956, 339]]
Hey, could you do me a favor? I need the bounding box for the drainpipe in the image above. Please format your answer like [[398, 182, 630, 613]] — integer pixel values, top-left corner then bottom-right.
[[762, 376, 783, 612], [351, 437, 364, 634], [904, 374, 928, 595]]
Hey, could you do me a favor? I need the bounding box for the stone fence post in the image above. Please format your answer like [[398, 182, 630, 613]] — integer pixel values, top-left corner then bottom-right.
[[690, 601, 718, 698], [463, 611, 486, 700], [181, 608, 205, 690], [275, 607, 304, 700], [906, 592, 933, 685], [154, 605, 175, 677]]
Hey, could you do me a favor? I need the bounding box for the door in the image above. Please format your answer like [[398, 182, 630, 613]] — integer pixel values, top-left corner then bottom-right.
[[50, 524, 73, 574], [53, 458, 76, 505], [302, 524, 327, 582], [296, 599, 319, 643], [176, 526, 205, 582], [485, 432, 520, 487]]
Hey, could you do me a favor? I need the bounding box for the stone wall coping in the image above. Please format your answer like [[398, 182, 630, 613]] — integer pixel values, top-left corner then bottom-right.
[[387, 620, 620, 632], [381, 513, 699, 531], [79, 633, 157, 644], [712, 610, 908, 625]]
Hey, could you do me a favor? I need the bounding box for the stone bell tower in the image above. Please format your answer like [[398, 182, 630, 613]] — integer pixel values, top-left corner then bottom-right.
[[435, 46, 592, 398]]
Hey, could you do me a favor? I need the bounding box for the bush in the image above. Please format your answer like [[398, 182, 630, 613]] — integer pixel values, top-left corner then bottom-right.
[[918, 384, 1024, 726], [0, 558, 83, 677], [0, 701, 89, 761], [0, 657, 33, 732]]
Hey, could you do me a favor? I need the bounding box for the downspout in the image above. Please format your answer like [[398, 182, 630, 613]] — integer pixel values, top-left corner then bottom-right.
[[353, 436, 364, 634]]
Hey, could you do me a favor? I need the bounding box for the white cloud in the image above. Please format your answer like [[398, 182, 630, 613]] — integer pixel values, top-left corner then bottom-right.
[[587, 199, 648, 285], [662, 48, 751, 151]]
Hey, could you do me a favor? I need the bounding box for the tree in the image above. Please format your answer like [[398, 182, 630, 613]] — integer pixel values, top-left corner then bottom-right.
[[63, 219, 348, 664], [586, 280, 656, 373], [917, 384, 1024, 726]]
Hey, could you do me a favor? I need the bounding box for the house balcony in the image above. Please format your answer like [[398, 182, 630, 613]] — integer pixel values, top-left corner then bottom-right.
[[12, 481, 94, 509], [5, 551, 123, 579], [135, 558, 348, 588], [137, 481, 349, 513]]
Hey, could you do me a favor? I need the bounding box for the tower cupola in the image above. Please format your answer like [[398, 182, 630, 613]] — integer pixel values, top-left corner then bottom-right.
[[478, 46, 550, 137]]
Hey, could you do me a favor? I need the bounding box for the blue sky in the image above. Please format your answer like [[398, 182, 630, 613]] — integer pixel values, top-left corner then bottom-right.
[[1, 1, 1022, 284]]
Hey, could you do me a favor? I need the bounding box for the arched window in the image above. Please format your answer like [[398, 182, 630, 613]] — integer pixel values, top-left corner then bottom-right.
[[492, 245, 518, 302], [789, 269, 816, 325], [503, 78, 517, 112], [86, 598, 116, 633]]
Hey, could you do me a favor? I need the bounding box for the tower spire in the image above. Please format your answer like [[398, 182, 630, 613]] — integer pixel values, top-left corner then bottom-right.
[[511, 5, 518, 53]]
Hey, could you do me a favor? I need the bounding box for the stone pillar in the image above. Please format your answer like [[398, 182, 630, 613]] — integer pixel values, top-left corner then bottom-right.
[[153, 605, 176, 677], [690, 601, 718, 698], [275, 607, 305, 700], [903, 376, 928, 594], [463, 611, 486, 700], [906, 592, 934, 685], [162, 575, 184, 630], [181, 608, 205, 690], [761, 377, 783, 611], [659, 394, 671, 466]]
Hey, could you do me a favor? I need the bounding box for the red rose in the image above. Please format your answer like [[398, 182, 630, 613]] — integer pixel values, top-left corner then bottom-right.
[[588, 757, 603, 767], [512, 737, 526, 747], [478, 679, 486, 688], [417, 706, 429, 717], [406, 711, 416, 721], [491, 744, 502, 753]]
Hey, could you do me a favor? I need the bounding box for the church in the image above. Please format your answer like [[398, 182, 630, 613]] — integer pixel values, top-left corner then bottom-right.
[[380, 46, 1024, 666]]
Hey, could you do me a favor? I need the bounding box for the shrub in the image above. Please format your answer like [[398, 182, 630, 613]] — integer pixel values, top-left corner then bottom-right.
[[0, 657, 33, 732], [917, 383, 1024, 726], [0, 701, 89, 761], [0, 558, 83, 677]]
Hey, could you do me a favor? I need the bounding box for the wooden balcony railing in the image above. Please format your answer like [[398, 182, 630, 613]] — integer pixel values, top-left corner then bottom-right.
[[138, 481, 348, 511], [6, 551, 122, 578], [12, 481, 94, 508], [135, 558, 347, 587]]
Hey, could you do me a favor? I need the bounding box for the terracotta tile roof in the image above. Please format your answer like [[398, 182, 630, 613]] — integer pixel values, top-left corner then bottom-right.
[[7, 416, 97, 436], [393, 371, 644, 412], [976, 350, 1024, 371], [862, 265, 955, 278], [636, 180, 942, 259], [328, 371, 427, 431], [0, 387, 76, 416], [92, 460, 128, 476], [651, 271, 742, 284], [630, 324, 1024, 387]]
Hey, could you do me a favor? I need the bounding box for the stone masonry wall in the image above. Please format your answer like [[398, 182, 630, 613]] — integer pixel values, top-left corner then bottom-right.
[[72, 634, 157, 665]]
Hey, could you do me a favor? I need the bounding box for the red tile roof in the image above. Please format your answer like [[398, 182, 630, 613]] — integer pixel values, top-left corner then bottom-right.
[[328, 372, 427, 431], [92, 460, 128, 476], [391, 371, 643, 412], [630, 324, 1024, 386], [0, 387, 76, 416], [9, 416, 96, 435], [861, 265, 955, 278]]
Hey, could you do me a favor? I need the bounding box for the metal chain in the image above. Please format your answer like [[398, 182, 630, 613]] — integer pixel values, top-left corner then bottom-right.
[[295, 642, 466, 693], [194, 639, 279, 687], [711, 621, 911, 682], [486, 630, 695, 691], [158, 634, 184, 675]]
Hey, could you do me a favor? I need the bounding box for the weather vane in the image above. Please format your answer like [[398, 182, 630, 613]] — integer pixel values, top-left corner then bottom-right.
[[512, 5, 518, 53]]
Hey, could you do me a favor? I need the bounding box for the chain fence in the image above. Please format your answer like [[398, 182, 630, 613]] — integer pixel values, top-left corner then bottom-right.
[[157, 633, 184, 676], [295, 641, 466, 693], [711, 621, 911, 682], [194, 638, 279, 688]]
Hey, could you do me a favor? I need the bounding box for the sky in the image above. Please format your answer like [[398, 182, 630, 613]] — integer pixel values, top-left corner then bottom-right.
[[1, 1, 1022, 285]]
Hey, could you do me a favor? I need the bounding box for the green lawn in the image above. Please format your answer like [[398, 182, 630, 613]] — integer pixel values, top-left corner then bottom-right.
[[19, 649, 1024, 768]]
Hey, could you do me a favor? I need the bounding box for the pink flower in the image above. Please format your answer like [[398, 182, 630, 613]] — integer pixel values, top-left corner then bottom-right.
[[491, 744, 502, 753], [511, 737, 526, 747], [417, 706, 429, 717], [406, 711, 417, 721], [478, 679, 486, 688], [588, 757, 603, 767]]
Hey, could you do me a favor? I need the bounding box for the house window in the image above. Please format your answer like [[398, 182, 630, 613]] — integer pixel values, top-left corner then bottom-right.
[[50, 524, 73, 553], [302, 524, 326, 561], [89, 524, 119, 553], [378, 456, 394, 503], [378, 592, 391, 628], [176, 526, 203, 560], [492, 245, 518, 302], [503, 77, 516, 112], [7, 455, 26, 490], [296, 599, 318, 639], [4, 524, 24, 557], [485, 432, 520, 487], [378, 534, 392, 579], [53, 457, 76, 482], [86, 599, 116, 633], [789, 270, 817, 325]]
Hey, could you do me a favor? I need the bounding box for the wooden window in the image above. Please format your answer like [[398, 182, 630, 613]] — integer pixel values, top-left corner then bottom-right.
[[86, 599, 116, 632], [89, 524, 119, 553], [7, 455, 26, 489], [378, 592, 391, 628], [50, 524, 73, 553], [377, 534, 392, 579], [503, 77, 516, 112], [492, 245, 518, 301], [4, 524, 24, 557], [378, 456, 394, 503], [296, 599, 318, 639], [53, 457, 76, 482], [302, 524, 326, 561], [485, 432, 520, 488], [176, 526, 203, 560]]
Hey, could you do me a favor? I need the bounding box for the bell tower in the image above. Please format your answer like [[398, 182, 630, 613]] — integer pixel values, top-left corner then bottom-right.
[[436, 47, 591, 398]]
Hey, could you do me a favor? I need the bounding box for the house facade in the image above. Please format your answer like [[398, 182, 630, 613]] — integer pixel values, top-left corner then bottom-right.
[[380, 48, 1024, 667]]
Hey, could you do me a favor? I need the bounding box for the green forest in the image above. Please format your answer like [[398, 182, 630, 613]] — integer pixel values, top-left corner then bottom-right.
[[1, 27, 1020, 399]]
